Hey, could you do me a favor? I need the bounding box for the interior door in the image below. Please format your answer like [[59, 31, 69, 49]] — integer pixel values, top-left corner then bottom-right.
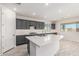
[[2, 7, 16, 53], [0, 7, 2, 55]]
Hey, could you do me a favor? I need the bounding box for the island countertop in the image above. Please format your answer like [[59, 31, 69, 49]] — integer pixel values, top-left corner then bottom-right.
[[26, 34, 63, 47]]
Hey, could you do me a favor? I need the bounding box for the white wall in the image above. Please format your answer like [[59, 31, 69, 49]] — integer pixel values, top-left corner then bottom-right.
[[0, 7, 2, 55], [56, 20, 79, 42], [60, 32, 79, 42]]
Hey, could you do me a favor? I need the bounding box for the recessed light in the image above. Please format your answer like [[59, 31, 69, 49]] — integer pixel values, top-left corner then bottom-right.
[[13, 8, 16, 11], [32, 12, 36, 16], [58, 9, 62, 13], [45, 3, 49, 6]]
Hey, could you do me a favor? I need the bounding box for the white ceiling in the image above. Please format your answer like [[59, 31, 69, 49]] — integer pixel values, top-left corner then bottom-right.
[[1, 3, 79, 21]]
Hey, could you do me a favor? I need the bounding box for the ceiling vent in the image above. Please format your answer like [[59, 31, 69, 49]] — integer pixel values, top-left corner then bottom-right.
[[15, 3, 22, 6]]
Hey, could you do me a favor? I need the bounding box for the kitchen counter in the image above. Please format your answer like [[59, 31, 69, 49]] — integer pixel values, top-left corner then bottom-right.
[[26, 34, 63, 56], [26, 34, 61, 47], [25, 32, 57, 36]]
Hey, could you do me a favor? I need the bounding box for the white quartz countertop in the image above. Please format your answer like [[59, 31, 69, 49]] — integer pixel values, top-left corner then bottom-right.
[[26, 35, 63, 47]]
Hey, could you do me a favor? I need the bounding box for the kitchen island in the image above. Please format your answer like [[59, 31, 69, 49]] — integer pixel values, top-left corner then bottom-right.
[[26, 33, 63, 56]]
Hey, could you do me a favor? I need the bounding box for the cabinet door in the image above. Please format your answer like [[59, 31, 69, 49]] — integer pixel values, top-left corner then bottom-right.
[[26, 20, 30, 29], [21, 20, 26, 29], [16, 19, 26, 29], [16, 19, 20, 29], [16, 35, 26, 45], [39, 22, 42, 29], [29, 21, 33, 26], [41, 22, 45, 29], [51, 24, 55, 29], [29, 21, 35, 29], [16, 35, 29, 46], [35, 22, 44, 29], [2, 7, 16, 53], [36, 22, 39, 29]]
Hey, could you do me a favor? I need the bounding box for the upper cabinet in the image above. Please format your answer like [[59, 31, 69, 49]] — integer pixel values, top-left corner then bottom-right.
[[51, 24, 55, 29], [16, 19, 30, 29], [35, 22, 45, 29], [16, 19, 22, 29], [25, 20, 30, 29], [16, 19, 45, 29]]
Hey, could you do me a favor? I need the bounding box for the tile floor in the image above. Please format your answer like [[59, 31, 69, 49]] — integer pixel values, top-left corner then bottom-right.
[[3, 44, 28, 56], [3, 39, 79, 56], [56, 40, 79, 56]]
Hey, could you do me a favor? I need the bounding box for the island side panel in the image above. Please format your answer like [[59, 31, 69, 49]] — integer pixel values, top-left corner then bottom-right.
[[30, 41, 36, 56], [36, 39, 59, 56]]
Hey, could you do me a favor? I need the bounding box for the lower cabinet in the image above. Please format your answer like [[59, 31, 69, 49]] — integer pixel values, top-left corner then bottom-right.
[[16, 35, 29, 46]]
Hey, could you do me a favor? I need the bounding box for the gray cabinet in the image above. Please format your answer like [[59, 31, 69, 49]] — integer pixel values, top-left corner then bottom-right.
[[40, 22, 45, 29], [51, 24, 55, 29], [25, 20, 30, 29], [29, 21, 36, 28], [16, 19, 27, 29], [35, 22, 44, 29], [22, 20, 26, 29], [16, 35, 29, 46], [35, 22, 39, 29], [16, 19, 45, 29], [16, 19, 22, 29]]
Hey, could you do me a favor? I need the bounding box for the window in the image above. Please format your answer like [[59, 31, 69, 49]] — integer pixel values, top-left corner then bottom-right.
[[61, 23, 79, 32], [76, 23, 79, 32]]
